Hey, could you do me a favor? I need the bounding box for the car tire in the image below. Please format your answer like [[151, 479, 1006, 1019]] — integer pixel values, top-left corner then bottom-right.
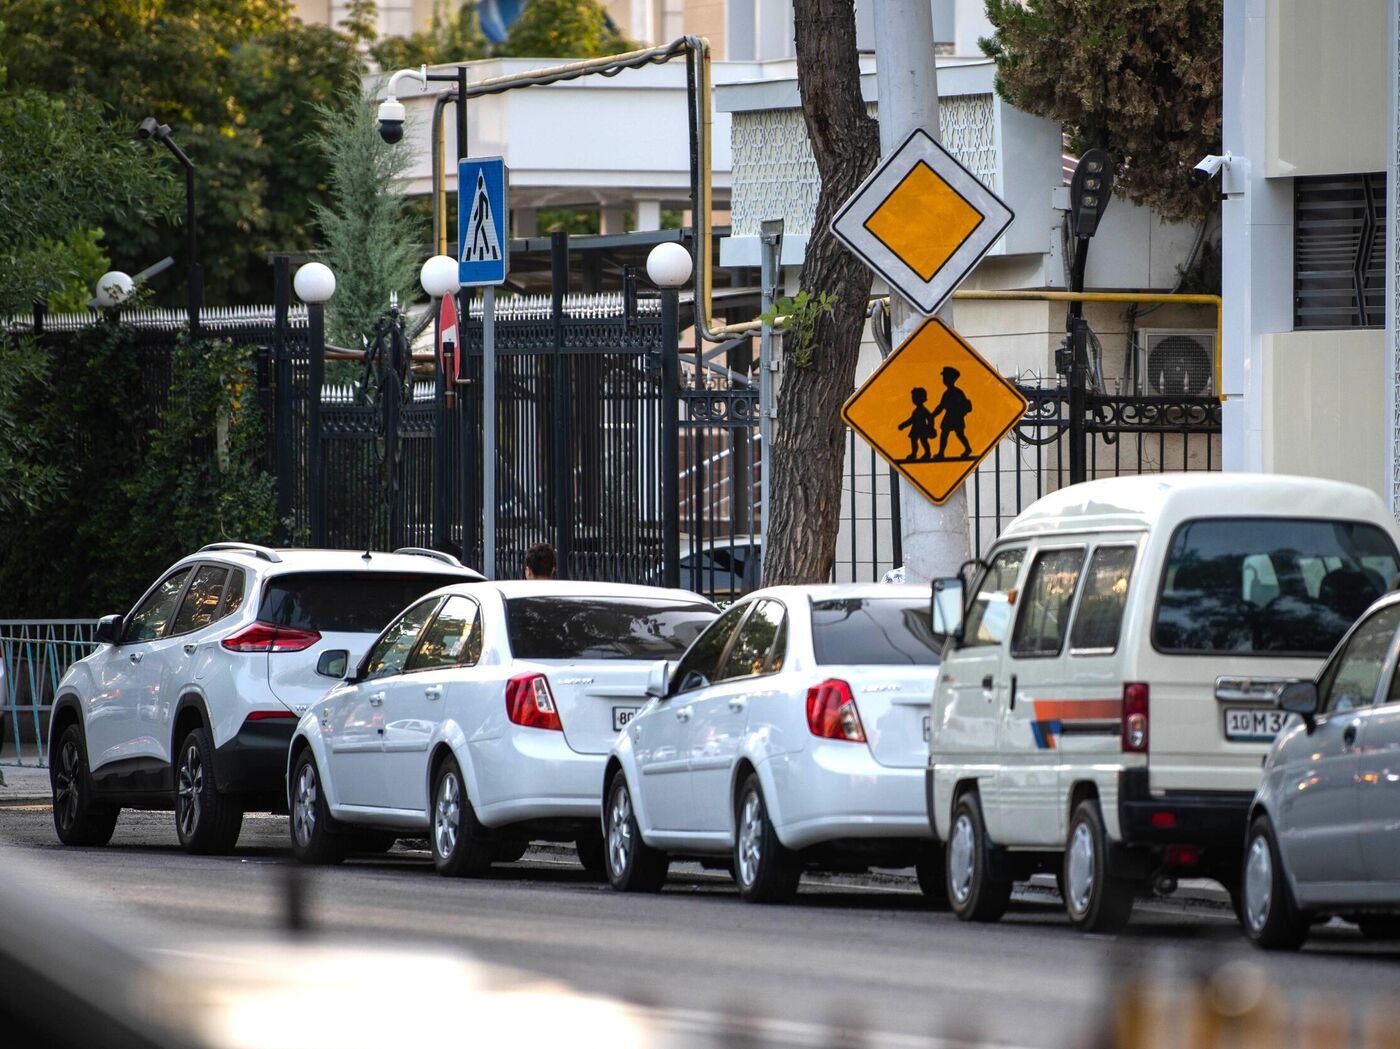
[[1063, 799, 1135, 934], [946, 791, 1010, 923], [50, 724, 119, 847], [603, 774, 669, 893], [349, 831, 397, 854], [289, 749, 347, 866], [430, 756, 495, 877], [174, 727, 243, 855], [1241, 815, 1309, 951], [733, 774, 801, 904], [914, 845, 949, 907], [1355, 915, 1400, 940], [575, 827, 606, 876]]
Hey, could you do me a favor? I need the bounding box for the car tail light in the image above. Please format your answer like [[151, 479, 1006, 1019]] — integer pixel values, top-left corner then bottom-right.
[[1150, 811, 1176, 829], [1165, 844, 1201, 867], [505, 673, 562, 731], [246, 710, 297, 722], [221, 622, 322, 653], [1122, 682, 1149, 753], [806, 679, 866, 742]]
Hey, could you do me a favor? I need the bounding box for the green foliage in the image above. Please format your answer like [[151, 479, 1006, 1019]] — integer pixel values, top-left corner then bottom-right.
[[759, 290, 837, 370], [0, 327, 277, 616], [43, 229, 113, 315], [501, 0, 635, 58], [536, 208, 602, 235], [983, 0, 1222, 223], [0, 340, 64, 519], [371, 1, 491, 68], [310, 86, 425, 351]]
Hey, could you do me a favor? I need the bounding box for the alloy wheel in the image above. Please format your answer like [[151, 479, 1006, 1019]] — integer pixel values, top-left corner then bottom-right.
[[435, 771, 461, 858], [1244, 833, 1273, 932], [948, 812, 975, 904], [607, 784, 633, 875], [292, 763, 318, 848], [1067, 820, 1096, 915], [54, 739, 80, 831], [737, 790, 763, 887], [176, 744, 203, 839]]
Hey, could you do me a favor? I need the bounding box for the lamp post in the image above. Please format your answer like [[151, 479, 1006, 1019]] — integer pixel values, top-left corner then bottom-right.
[[294, 262, 336, 546], [137, 118, 202, 335], [1063, 148, 1115, 484], [647, 242, 692, 590], [420, 254, 460, 555]]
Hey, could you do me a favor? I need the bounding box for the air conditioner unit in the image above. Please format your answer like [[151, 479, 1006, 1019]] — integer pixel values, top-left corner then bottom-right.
[[1134, 329, 1216, 398]]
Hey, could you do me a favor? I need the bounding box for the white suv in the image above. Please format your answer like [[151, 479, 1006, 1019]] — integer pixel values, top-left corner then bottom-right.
[[48, 544, 481, 854]]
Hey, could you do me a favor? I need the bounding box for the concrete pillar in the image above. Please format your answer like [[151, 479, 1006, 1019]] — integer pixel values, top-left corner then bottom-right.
[[514, 207, 538, 238], [601, 206, 628, 235], [634, 199, 663, 232]]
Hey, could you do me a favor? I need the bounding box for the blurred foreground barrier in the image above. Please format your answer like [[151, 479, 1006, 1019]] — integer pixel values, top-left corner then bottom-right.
[[0, 621, 98, 767]]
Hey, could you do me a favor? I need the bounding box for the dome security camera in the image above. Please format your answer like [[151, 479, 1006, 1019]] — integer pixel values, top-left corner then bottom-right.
[[377, 98, 406, 145]]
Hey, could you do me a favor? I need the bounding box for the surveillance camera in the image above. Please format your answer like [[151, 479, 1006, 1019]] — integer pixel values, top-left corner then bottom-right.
[[377, 98, 406, 144], [136, 117, 160, 140], [1192, 153, 1229, 183]]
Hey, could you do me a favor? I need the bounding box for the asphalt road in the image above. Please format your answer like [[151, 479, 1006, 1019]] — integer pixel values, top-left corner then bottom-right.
[[2, 800, 1399, 1049]]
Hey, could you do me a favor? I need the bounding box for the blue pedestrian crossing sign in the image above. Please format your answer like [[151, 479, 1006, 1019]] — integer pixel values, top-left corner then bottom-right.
[[458, 157, 509, 286]]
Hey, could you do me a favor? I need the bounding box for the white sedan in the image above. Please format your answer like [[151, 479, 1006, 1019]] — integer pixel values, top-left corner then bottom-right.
[[287, 581, 717, 875], [601, 584, 946, 902]]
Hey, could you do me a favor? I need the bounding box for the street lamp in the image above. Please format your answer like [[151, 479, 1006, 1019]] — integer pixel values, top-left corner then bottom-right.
[[137, 117, 202, 333], [419, 254, 460, 299], [646, 242, 690, 591], [294, 262, 335, 546], [94, 270, 134, 309]]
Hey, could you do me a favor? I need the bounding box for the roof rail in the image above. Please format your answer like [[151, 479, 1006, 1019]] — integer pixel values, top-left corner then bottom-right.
[[199, 542, 283, 563], [392, 547, 464, 568]]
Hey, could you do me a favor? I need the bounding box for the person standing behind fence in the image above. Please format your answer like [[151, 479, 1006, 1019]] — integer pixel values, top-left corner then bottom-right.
[[524, 542, 557, 580]]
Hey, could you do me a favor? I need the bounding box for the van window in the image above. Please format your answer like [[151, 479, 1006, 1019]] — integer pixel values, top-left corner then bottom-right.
[[1154, 518, 1400, 656], [963, 548, 1024, 648], [1070, 546, 1136, 654], [1012, 549, 1086, 658]]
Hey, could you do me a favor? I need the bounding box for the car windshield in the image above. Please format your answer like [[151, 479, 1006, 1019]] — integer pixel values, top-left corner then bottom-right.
[[811, 597, 944, 666], [506, 597, 717, 659], [259, 572, 469, 633], [1154, 518, 1400, 656]]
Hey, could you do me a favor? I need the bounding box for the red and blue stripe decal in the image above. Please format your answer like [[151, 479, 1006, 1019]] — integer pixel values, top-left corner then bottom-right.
[[1028, 699, 1122, 749]]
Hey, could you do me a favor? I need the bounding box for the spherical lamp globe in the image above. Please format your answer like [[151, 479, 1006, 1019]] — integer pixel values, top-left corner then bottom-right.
[[420, 255, 461, 299], [646, 242, 693, 289], [293, 262, 337, 304], [94, 271, 134, 308]]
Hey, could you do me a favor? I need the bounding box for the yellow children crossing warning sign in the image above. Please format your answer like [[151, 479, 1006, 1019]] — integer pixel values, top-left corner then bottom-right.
[[842, 319, 1027, 505]]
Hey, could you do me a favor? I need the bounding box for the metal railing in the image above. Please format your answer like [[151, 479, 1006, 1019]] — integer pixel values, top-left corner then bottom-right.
[[1, 621, 99, 767]]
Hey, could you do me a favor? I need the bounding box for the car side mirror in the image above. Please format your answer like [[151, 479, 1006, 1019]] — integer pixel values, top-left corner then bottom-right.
[[94, 615, 123, 646], [1278, 680, 1319, 733], [316, 649, 350, 679], [645, 659, 672, 700], [931, 578, 964, 644]]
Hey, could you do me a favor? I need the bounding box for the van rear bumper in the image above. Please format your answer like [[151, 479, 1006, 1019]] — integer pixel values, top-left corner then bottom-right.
[[1117, 769, 1251, 848]]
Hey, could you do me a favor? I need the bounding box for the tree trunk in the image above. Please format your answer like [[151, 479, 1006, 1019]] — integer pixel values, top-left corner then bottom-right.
[[762, 0, 880, 585]]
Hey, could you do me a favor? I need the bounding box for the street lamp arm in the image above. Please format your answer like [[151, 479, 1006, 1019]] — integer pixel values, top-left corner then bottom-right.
[[158, 135, 195, 172]]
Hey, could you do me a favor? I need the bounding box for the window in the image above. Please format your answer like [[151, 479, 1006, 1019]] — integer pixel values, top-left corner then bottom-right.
[[1154, 518, 1399, 656], [171, 565, 230, 636], [505, 597, 716, 660], [1012, 549, 1086, 658], [362, 598, 440, 681], [811, 597, 943, 666], [671, 602, 748, 694], [1318, 605, 1400, 715], [1294, 173, 1385, 330], [1070, 546, 1136, 654], [222, 569, 245, 618], [407, 596, 482, 671], [259, 572, 469, 633], [124, 568, 193, 643], [717, 600, 786, 681], [962, 548, 1024, 648]]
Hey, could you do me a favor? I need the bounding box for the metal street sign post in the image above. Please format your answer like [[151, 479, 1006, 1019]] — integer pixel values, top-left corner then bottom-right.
[[841, 319, 1028, 505], [832, 128, 1013, 318], [458, 156, 509, 577]]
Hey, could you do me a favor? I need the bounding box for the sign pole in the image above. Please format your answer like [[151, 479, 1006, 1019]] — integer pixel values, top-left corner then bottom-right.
[[873, 0, 970, 581], [482, 285, 497, 579], [758, 219, 784, 585]]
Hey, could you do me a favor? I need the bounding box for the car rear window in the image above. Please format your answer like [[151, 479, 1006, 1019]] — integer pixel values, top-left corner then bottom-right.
[[506, 597, 717, 659], [1154, 518, 1400, 656], [259, 572, 470, 633], [811, 597, 943, 666]]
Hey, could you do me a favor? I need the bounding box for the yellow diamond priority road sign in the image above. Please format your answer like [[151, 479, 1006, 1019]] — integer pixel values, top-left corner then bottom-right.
[[842, 318, 1027, 505], [832, 128, 1014, 316]]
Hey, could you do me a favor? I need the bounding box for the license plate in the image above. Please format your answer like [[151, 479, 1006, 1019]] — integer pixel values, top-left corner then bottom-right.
[[923, 715, 931, 742], [613, 706, 640, 731], [1224, 707, 1288, 742]]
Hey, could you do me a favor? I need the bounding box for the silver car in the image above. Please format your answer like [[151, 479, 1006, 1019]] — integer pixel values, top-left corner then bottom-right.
[[1242, 590, 1400, 948]]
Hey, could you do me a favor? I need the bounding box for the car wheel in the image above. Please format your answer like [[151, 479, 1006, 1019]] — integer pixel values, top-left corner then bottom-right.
[[430, 756, 494, 877], [289, 750, 347, 866], [574, 826, 606, 876], [733, 774, 801, 904], [174, 727, 243, 855], [1063, 799, 1135, 934], [50, 724, 119, 847], [603, 774, 668, 893], [946, 791, 1010, 923], [914, 844, 949, 907], [1241, 815, 1309, 950], [1355, 915, 1400, 940], [349, 831, 397, 854]]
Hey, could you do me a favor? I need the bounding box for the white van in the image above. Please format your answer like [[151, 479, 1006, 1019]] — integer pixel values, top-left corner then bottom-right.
[[927, 474, 1400, 932]]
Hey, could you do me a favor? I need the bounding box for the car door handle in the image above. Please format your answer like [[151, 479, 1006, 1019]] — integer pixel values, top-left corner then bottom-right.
[[675, 705, 692, 722], [424, 686, 442, 701], [1344, 722, 1358, 746], [369, 692, 385, 707], [183, 643, 197, 655], [728, 697, 746, 713], [1008, 675, 1017, 711], [982, 675, 994, 690], [129, 652, 143, 664]]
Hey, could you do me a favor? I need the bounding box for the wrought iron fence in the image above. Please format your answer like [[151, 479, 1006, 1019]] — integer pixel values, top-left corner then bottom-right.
[[0, 621, 99, 767]]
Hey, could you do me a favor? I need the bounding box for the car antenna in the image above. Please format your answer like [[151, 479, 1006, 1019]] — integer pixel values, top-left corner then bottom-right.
[[362, 548, 372, 562]]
